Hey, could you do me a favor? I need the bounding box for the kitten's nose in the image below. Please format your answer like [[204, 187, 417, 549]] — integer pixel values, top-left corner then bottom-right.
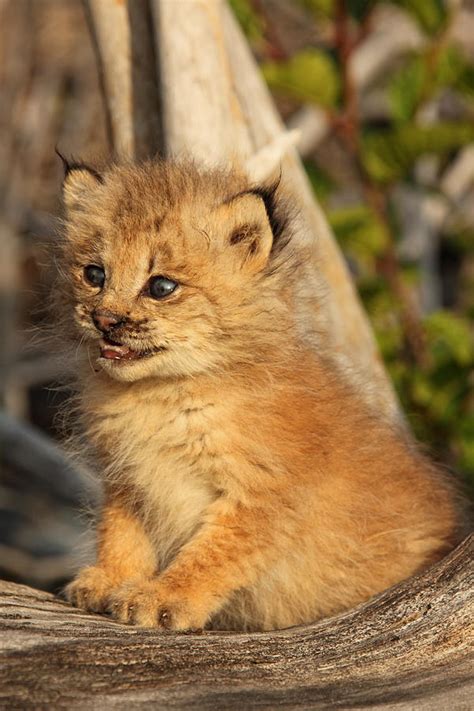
[[92, 309, 124, 333]]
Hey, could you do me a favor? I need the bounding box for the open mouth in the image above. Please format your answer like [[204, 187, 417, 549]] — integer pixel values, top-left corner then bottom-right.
[[99, 337, 165, 362]]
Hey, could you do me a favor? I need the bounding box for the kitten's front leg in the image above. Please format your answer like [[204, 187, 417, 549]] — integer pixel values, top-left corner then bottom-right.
[[109, 497, 280, 629], [66, 491, 156, 613]]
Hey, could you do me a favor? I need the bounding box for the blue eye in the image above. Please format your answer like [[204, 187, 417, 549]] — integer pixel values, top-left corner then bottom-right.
[[84, 264, 105, 288], [149, 275, 178, 300]]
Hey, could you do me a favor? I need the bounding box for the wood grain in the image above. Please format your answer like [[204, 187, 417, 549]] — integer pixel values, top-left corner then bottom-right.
[[0, 535, 472, 709], [83, 0, 162, 159]]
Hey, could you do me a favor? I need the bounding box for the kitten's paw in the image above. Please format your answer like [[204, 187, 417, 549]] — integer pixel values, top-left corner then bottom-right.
[[65, 566, 113, 613], [108, 580, 206, 631]]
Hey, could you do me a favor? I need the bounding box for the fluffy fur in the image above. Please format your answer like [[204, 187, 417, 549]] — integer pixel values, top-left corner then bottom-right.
[[57, 159, 462, 631]]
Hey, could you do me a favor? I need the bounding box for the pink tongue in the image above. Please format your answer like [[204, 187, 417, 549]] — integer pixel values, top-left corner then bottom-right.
[[100, 343, 139, 360]]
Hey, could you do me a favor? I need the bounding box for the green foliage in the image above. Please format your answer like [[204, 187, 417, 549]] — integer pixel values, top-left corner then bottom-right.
[[298, 0, 334, 19], [303, 161, 335, 202], [390, 0, 447, 35], [362, 286, 473, 478], [262, 49, 340, 107], [346, 0, 376, 21], [228, 0, 263, 43], [328, 205, 389, 268], [435, 46, 474, 93], [458, 416, 474, 481], [424, 311, 473, 367], [395, 311, 473, 484], [446, 222, 474, 258], [389, 46, 474, 122], [389, 55, 426, 123], [362, 123, 474, 182]]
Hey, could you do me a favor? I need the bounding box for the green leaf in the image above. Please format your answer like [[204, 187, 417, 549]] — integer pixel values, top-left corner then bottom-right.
[[388, 45, 474, 122], [390, 0, 447, 35], [430, 45, 474, 103], [457, 416, 474, 482], [228, 0, 263, 43], [304, 161, 335, 203], [444, 223, 474, 255], [298, 0, 334, 18], [361, 122, 474, 182], [347, 0, 376, 21], [424, 311, 473, 366], [389, 55, 426, 122], [435, 45, 464, 86], [449, 50, 474, 100], [262, 49, 340, 107], [329, 205, 389, 260]]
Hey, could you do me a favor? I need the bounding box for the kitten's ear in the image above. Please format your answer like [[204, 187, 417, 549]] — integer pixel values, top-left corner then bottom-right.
[[56, 149, 103, 212], [220, 192, 274, 273]]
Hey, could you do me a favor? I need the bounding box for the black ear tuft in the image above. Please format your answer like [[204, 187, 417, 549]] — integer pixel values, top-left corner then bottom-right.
[[55, 146, 71, 175], [55, 147, 103, 183], [228, 175, 290, 255]]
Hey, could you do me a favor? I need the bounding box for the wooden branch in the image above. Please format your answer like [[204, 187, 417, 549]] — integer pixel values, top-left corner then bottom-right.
[[0, 535, 472, 708], [287, 104, 329, 158], [82, 0, 162, 159], [151, 0, 254, 164]]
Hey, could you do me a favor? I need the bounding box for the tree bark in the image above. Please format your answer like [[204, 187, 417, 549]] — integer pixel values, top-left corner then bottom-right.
[[0, 534, 472, 709], [83, 0, 162, 160]]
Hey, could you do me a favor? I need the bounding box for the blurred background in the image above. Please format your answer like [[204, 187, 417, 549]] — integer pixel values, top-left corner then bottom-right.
[[0, 0, 473, 593]]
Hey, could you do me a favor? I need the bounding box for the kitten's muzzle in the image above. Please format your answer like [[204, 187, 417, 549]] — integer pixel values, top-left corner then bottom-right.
[[92, 309, 125, 334], [99, 336, 166, 362]]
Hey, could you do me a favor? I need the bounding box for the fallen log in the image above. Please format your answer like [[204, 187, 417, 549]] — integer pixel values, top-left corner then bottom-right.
[[0, 534, 472, 709]]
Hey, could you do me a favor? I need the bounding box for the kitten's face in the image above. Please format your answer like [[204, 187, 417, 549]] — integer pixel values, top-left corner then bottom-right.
[[58, 162, 286, 382]]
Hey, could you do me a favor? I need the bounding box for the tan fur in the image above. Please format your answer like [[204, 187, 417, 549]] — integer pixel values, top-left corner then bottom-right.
[[59, 160, 462, 631]]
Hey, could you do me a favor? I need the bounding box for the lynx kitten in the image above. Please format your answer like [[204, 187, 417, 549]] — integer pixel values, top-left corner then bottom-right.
[[59, 159, 461, 631]]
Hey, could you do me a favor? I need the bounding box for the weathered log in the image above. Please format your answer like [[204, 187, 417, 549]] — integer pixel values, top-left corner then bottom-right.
[[83, 0, 162, 159], [0, 535, 472, 709]]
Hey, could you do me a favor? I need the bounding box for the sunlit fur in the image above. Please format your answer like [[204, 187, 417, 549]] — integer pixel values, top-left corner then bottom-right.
[[59, 159, 463, 632]]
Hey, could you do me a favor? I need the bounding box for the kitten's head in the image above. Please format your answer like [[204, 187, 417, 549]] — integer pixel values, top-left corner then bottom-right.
[[56, 159, 296, 382]]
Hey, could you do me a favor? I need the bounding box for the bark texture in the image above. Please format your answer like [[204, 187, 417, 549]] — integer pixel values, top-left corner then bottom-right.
[[0, 535, 472, 709], [83, 0, 162, 159]]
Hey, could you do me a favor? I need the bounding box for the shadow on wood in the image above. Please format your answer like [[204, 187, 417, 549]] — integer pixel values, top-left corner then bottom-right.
[[0, 535, 472, 709]]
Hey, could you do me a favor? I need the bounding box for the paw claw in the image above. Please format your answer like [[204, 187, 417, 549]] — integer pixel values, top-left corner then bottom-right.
[[65, 566, 112, 613], [108, 581, 205, 630], [158, 607, 172, 629]]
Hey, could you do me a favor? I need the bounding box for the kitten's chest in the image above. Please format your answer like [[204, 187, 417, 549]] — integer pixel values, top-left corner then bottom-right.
[[90, 384, 225, 563], [93, 382, 222, 469]]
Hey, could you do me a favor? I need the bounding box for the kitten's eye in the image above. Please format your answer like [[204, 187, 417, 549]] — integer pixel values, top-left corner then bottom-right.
[[84, 265, 105, 288], [149, 275, 178, 300]]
